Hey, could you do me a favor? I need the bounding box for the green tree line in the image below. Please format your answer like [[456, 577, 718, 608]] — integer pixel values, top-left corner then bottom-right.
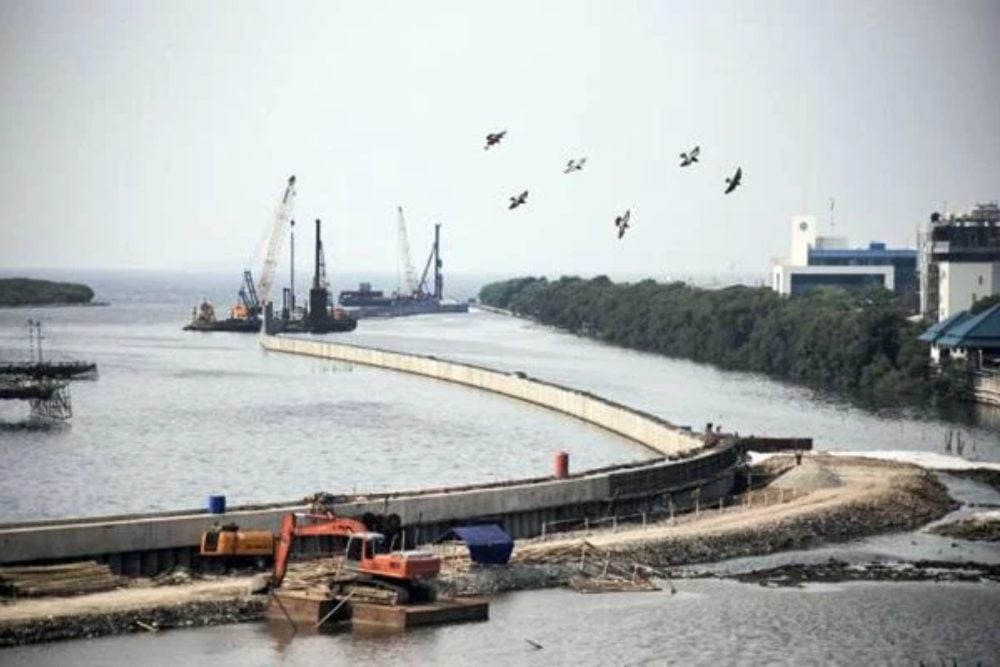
[[479, 276, 969, 404], [0, 278, 95, 307]]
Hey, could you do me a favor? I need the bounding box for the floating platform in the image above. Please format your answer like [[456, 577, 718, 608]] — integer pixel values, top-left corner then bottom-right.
[[0, 361, 97, 380], [266, 591, 488, 632], [183, 318, 261, 333], [352, 598, 488, 629]]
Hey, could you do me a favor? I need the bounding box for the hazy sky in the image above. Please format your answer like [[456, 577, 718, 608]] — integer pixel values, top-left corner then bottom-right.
[[2, 0, 999, 279]]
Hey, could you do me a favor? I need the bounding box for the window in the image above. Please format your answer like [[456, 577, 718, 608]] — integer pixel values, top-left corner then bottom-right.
[[979, 275, 984, 286]]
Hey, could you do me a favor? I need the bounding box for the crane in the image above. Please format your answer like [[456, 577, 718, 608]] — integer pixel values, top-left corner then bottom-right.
[[254, 175, 297, 309], [396, 206, 419, 298], [415, 223, 443, 300]]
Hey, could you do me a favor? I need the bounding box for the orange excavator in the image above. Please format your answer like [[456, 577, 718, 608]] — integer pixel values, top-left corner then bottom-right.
[[272, 512, 441, 603]]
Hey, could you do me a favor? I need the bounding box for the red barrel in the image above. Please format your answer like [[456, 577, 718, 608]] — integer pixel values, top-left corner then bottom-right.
[[554, 451, 569, 479]]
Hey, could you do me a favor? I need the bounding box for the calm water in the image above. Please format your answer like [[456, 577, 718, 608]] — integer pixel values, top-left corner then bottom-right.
[[1, 270, 999, 522], [5, 581, 999, 666], [3, 270, 1000, 663]]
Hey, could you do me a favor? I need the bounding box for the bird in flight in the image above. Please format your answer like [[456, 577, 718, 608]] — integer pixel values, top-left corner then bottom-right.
[[614, 209, 631, 239], [484, 130, 507, 150], [724, 166, 742, 194], [563, 157, 587, 173], [509, 190, 529, 210], [680, 146, 700, 167]]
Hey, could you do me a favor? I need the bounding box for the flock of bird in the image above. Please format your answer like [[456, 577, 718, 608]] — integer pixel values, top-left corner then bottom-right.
[[483, 130, 743, 240]]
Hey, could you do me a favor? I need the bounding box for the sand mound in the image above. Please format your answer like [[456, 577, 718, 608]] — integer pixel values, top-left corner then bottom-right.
[[770, 459, 843, 493]]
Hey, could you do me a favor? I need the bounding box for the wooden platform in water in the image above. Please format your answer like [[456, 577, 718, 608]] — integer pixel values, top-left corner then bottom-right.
[[266, 591, 488, 631], [352, 598, 488, 629]]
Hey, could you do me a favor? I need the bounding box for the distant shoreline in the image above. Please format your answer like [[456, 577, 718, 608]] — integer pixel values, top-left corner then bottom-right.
[[0, 301, 109, 310], [0, 277, 100, 309]]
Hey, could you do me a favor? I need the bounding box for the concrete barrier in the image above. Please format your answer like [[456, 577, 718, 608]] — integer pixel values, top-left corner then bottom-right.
[[259, 335, 704, 457], [0, 337, 740, 574]]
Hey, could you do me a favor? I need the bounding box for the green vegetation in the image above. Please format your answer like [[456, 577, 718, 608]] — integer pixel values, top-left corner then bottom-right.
[[970, 294, 1000, 315], [480, 276, 970, 405], [0, 278, 95, 307]]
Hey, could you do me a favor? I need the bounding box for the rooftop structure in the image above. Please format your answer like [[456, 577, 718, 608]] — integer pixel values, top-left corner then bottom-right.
[[919, 304, 1000, 370], [919, 201, 1000, 322]]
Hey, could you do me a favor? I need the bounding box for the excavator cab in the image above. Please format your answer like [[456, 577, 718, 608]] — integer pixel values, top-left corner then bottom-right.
[[345, 533, 389, 563]]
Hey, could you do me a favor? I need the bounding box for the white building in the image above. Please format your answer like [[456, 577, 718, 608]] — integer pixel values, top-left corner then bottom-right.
[[920, 202, 1000, 322], [771, 215, 913, 301]]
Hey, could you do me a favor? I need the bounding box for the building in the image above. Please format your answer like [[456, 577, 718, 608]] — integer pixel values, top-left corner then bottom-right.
[[772, 215, 918, 307], [919, 202, 1000, 322], [919, 303, 1000, 406]]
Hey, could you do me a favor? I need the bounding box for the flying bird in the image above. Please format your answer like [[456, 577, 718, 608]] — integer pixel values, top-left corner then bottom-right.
[[509, 190, 529, 210], [563, 157, 587, 173], [679, 146, 700, 167], [724, 166, 742, 194], [614, 209, 631, 239], [484, 130, 507, 150]]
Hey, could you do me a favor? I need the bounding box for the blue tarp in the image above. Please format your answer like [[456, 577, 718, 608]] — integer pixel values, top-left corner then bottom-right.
[[437, 524, 514, 565]]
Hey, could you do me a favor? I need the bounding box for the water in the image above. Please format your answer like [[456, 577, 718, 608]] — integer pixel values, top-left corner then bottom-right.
[[5, 581, 999, 666], [334, 306, 1000, 462], [2, 270, 998, 522], [3, 270, 999, 662], [0, 272, 651, 522]]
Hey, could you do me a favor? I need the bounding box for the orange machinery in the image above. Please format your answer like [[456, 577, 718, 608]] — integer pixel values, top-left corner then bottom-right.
[[200, 523, 275, 565], [272, 512, 441, 599]]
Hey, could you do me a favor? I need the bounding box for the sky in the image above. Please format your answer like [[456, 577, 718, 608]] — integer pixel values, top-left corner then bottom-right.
[[1, 0, 999, 281]]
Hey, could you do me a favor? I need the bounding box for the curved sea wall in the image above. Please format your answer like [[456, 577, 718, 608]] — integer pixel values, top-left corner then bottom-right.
[[259, 334, 705, 457], [0, 337, 739, 575]]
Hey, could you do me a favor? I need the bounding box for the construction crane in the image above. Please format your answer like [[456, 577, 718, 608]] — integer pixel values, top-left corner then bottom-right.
[[253, 175, 298, 309], [415, 223, 444, 300], [396, 206, 419, 298]]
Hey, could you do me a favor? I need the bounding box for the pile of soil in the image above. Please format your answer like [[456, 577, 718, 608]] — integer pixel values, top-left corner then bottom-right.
[[769, 460, 842, 492], [435, 562, 573, 597]]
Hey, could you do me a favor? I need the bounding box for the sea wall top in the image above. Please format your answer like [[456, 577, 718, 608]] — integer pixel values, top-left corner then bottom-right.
[[259, 334, 706, 457]]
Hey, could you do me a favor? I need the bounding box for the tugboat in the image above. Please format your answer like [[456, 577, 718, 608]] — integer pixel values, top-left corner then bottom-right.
[[183, 277, 262, 333], [183, 175, 296, 334]]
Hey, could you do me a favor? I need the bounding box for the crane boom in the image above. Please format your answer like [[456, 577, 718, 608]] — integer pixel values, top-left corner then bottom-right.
[[396, 206, 418, 297], [256, 175, 297, 307]]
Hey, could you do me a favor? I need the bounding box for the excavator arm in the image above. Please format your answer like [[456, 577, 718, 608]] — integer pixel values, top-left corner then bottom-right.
[[272, 512, 368, 587]]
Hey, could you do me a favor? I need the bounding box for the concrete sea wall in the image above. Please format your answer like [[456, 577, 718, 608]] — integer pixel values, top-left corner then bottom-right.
[[259, 334, 705, 457], [0, 336, 740, 575]]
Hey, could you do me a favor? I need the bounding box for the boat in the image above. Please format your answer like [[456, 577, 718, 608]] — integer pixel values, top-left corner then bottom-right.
[[338, 212, 469, 319], [270, 218, 357, 334], [183, 297, 261, 333]]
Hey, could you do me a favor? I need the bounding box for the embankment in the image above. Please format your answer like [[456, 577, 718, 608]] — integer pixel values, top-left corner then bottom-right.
[[0, 577, 264, 648], [515, 455, 956, 571]]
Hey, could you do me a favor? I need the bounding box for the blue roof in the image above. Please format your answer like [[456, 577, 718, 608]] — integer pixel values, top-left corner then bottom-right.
[[437, 524, 514, 565], [918, 311, 973, 343], [809, 248, 917, 260], [937, 304, 1000, 349]]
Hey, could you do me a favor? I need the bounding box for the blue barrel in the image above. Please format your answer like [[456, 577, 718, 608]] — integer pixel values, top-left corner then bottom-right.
[[207, 494, 226, 514]]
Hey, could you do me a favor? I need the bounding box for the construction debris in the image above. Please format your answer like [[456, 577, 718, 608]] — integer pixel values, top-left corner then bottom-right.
[[0, 562, 123, 598]]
